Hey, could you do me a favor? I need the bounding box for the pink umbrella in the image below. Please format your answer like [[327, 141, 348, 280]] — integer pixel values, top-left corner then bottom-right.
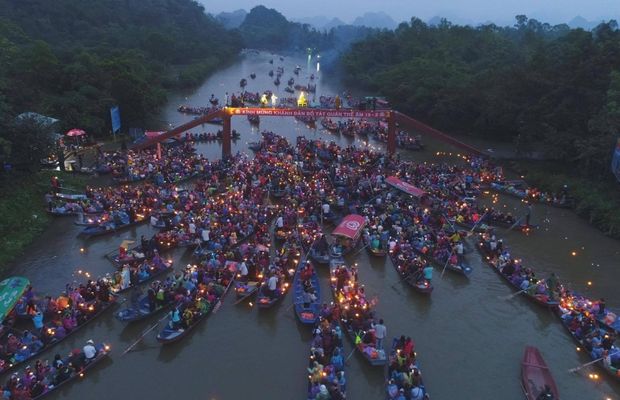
[[66, 129, 86, 137]]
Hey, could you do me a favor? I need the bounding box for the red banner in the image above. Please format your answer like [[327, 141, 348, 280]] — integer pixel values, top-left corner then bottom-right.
[[386, 176, 426, 198], [332, 214, 366, 239], [229, 107, 389, 119]]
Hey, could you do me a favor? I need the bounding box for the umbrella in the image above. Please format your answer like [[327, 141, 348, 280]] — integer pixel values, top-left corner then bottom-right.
[[66, 128, 86, 137]]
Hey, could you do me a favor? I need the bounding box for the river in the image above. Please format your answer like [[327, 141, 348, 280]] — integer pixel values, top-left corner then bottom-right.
[[6, 50, 620, 400]]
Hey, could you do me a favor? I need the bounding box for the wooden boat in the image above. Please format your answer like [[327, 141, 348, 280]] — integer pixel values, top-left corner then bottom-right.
[[0, 277, 30, 321], [157, 279, 232, 344], [521, 346, 559, 400], [116, 292, 173, 323], [106, 260, 173, 295], [411, 241, 472, 278], [476, 239, 559, 308], [388, 250, 433, 294], [55, 193, 88, 201], [73, 213, 106, 227], [292, 255, 320, 325], [362, 235, 387, 257], [308, 237, 330, 265], [329, 214, 366, 258], [385, 337, 430, 399], [30, 342, 110, 400], [79, 217, 147, 237], [0, 294, 117, 375], [320, 118, 339, 133], [307, 321, 346, 399], [255, 276, 290, 309], [329, 259, 387, 366]]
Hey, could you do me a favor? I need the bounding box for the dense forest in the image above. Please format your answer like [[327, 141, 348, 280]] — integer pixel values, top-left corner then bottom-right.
[[342, 16, 620, 180], [0, 0, 242, 166]]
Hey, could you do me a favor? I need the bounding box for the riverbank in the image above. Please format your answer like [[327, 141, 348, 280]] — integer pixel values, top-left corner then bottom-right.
[[508, 159, 620, 238], [0, 171, 89, 270]]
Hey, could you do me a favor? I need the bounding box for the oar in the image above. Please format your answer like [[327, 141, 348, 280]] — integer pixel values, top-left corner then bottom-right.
[[507, 215, 525, 232], [468, 210, 489, 234], [568, 350, 620, 373], [213, 278, 234, 314], [351, 243, 370, 258], [501, 280, 540, 300], [440, 247, 456, 278], [233, 286, 258, 305], [122, 312, 170, 356], [344, 347, 357, 363], [501, 288, 528, 300]]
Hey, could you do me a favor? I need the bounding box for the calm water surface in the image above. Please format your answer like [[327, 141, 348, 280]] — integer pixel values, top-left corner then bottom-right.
[[7, 51, 620, 400]]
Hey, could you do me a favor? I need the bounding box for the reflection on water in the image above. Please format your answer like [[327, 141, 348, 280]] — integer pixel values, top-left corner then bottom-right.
[[6, 50, 620, 400]]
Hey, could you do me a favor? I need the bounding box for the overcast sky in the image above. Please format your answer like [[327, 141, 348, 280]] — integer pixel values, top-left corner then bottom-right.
[[201, 0, 620, 25]]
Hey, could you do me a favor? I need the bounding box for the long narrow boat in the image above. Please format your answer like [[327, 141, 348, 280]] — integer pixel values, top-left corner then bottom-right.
[[329, 214, 366, 258], [557, 294, 620, 381], [362, 234, 387, 257], [307, 319, 346, 400], [388, 249, 433, 294], [105, 259, 173, 295], [329, 258, 387, 366], [385, 337, 430, 399], [115, 291, 173, 323], [79, 217, 147, 237], [475, 236, 559, 308], [0, 294, 117, 375], [157, 274, 233, 344], [26, 342, 110, 399], [0, 277, 30, 322], [292, 254, 320, 325], [411, 240, 472, 277], [521, 346, 559, 400]]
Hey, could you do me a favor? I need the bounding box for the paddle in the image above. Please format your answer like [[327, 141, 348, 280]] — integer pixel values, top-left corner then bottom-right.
[[507, 215, 525, 232], [468, 210, 489, 234], [568, 350, 620, 373], [501, 280, 541, 300], [351, 243, 371, 258], [440, 247, 456, 278], [122, 312, 170, 356], [344, 347, 357, 363], [213, 278, 234, 314], [233, 286, 258, 305]]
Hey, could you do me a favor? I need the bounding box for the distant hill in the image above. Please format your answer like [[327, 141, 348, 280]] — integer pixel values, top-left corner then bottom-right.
[[324, 18, 346, 30], [216, 9, 247, 29], [295, 16, 346, 31], [568, 16, 603, 30], [352, 12, 398, 29]]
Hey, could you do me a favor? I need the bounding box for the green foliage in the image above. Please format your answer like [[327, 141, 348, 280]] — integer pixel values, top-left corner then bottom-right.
[[342, 16, 620, 181], [0, 0, 242, 137], [1, 117, 56, 171], [0, 171, 88, 270]]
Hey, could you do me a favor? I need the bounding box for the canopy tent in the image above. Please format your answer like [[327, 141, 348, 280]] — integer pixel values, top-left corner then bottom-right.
[[332, 214, 366, 240], [0, 277, 30, 322], [66, 128, 86, 137], [386, 176, 426, 198], [145, 131, 166, 138]]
